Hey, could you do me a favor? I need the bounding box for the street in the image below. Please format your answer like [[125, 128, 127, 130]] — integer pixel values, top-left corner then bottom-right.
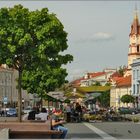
[[64, 122, 140, 139], [1, 117, 140, 139]]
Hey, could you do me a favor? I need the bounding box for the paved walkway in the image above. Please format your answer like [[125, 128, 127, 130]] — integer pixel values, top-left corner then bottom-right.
[[84, 123, 116, 140], [65, 123, 101, 139], [65, 122, 140, 139]]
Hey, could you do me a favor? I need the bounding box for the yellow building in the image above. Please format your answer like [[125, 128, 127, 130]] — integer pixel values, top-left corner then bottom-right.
[[110, 75, 132, 108]]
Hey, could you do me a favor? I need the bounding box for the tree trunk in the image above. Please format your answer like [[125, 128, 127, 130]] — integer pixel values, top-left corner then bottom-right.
[[18, 69, 22, 122]]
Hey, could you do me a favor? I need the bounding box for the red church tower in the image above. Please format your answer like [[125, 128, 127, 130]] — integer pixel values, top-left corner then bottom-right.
[[128, 7, 140, 69]]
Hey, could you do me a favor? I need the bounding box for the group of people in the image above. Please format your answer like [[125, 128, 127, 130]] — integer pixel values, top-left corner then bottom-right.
[[65, 102, 86, 123], [22, 107, 68, 139]]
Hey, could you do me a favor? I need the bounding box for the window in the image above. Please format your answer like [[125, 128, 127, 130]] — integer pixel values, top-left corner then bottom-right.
[[137, 84, 139, 95], [137, 70, 139, 78], [133, 70, 135, 80], [137, 45, 140, 52], [133, 84, 135, 94]]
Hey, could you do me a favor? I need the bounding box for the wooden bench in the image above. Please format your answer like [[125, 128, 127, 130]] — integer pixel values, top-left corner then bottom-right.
[[0, 121, 62, 139]]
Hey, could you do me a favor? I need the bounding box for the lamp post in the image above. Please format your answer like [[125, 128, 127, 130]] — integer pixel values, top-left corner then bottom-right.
[[22, 98, 24, 110]]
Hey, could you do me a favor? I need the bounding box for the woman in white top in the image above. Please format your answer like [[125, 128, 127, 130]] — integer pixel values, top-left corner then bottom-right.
[[36, 108, 48, 121]]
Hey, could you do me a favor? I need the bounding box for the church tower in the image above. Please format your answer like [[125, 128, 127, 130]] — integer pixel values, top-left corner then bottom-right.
[[128, 7, 140, 69]]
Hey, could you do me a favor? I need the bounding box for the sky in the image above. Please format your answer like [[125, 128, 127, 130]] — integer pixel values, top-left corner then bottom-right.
[[0, 1, 139, 81]]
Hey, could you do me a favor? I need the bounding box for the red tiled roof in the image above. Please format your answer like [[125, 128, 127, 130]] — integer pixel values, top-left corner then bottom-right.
[[70, 77, 85, 86], [88, 72, 106, 78], [116, 75, 131, 87]]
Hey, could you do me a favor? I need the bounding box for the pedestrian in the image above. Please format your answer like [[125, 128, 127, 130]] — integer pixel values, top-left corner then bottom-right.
[[51, 110, 68, 139], [65, 104, 71, 122], [36, 108, 48, 121], [75, 102, 82, 122], [22, 107, 38, 121]]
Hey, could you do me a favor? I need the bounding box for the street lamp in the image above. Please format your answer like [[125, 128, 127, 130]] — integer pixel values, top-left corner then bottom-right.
[[22, 98, 24, 110]]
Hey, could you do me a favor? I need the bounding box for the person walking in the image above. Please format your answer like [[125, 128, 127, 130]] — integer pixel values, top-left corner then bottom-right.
[[75, 102, 82, 122], [65, 104, 71, 123]]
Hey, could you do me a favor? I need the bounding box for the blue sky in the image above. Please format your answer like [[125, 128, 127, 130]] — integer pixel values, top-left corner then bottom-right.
[[0, 1, 139, 81]]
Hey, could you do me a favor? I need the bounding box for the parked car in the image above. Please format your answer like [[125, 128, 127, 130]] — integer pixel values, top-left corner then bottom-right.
[[118, 107, 138, 115], [6, 108, 17, 117]]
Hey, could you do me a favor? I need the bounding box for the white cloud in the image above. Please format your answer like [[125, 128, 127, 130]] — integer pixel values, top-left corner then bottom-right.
[[76, 32, 114, 43], [91, 32, 114, 41]]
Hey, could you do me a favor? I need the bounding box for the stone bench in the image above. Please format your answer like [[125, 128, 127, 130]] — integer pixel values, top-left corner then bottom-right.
[[0, 121, 62, 139]]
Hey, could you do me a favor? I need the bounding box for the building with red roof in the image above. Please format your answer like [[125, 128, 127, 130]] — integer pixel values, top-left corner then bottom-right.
[[70, 68, 116, 87], [110, 75, 132, 108]]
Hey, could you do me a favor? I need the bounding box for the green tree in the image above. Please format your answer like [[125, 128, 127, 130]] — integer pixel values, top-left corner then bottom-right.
[[22, 68, 69, 108], [117, 65, 126, 76], [120, 94, 135, 106], [96, 90, 110, 107], [0, 5, 73, 121]]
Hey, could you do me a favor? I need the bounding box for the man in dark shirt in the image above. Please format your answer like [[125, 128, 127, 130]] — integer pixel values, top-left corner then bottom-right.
[[28, 107, 38, 120], [51, 110, 68, 139]]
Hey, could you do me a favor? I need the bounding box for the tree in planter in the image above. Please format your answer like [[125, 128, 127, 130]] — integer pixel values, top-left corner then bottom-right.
[[0, 5, 73, 121], [120, 94, 135, 107]]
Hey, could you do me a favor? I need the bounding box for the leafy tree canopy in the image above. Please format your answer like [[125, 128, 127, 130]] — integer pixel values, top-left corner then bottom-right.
[[120, 94, 135, 104], [96, 90, 110, 107], [117, 65, 127, 77], [0, 4, 73, 70], [0, 4, 73, 121]]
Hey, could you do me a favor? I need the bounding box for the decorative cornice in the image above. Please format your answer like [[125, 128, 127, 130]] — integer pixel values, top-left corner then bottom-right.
[[128, 53, 140, 56]]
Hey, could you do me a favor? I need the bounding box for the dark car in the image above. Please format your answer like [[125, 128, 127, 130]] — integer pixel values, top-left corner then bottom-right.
[[118, 107, 138, 115], [6, 108, 17, 117]]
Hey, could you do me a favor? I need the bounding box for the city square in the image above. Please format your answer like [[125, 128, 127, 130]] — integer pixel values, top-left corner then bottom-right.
[[0, 1, 140, 139]]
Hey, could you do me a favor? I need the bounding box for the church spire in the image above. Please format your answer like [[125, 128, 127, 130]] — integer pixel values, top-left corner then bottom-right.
[[130, 5, 139, 35], [128, 6, 140, 70], [134, 3, 138, 19]]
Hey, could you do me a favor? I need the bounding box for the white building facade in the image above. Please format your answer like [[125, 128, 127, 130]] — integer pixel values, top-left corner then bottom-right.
[[131, 58, 140, 108], [0, 65, 34, 108]]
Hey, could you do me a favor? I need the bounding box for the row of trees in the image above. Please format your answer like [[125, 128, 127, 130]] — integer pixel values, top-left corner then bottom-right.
[[0, 5, 73, 121]]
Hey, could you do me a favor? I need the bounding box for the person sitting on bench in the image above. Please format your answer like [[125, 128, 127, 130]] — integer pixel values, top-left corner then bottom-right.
[[51, 110, 68, 139]]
